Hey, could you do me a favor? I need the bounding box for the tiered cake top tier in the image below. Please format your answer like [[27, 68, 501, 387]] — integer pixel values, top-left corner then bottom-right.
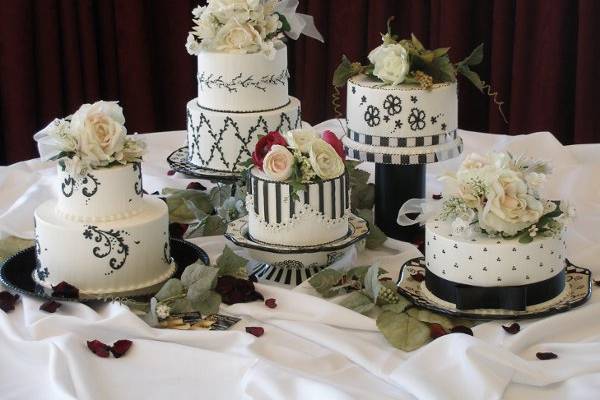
[[56, 163, 144, 222], [196, 45, 289, 113]]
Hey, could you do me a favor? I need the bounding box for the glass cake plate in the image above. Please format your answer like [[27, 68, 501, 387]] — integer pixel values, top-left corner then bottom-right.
[[167, 146, 242, 182], [225, 214, 370, 287], [397, 257, 592, 320], [0, 238, 209, 303]]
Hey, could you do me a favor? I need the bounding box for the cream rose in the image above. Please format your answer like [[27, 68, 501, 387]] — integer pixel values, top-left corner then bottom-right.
[[70, 101, 127, 165], [478, 170, 544, 236], [368, 43, 410, 85], [263, 145, 294, 181], [215, 19, 261, 53], [285, 127, 318, 153], [309, 138, 345, 180]]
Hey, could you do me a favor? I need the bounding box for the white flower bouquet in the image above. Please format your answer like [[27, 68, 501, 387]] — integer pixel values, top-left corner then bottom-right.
[[439, 152, 575, 242], [34, 101, 146, 175]]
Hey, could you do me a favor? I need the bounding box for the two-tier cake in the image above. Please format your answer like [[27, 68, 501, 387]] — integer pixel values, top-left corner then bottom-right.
[[33, 101, 175, 295], [184, 0, 323, 173]]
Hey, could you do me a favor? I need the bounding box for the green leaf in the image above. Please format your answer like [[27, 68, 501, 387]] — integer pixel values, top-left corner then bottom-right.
[[216, 246, 249, 279], [381, 299, 411, 314], [346, 265, 371, 283], [432, 47, 451, 57], [364, 264, 382, 300], [411, 33, 425, 51], [181, 262, 217, 287], [276, 12, 291, 32], [406, 307, 453, 330], [356, 209, 387, 250], [186, 266, 219, 301], [430, 55, 457, 83], [457, 66, 484, 92], [122, 299, 150, 315], [338, 291, 375, 315], [460, 43, 484, 66], [0, 236, 33, 263], [170, 298, 193, 314], [191, 291, 222, 315], [376, 311, 431, 351], [332, 55, 364, 87], [162, 188, 213, 222], [209, 185, 234, 209], [155, 279, 185, 301], [308, 269, 344, 298], [518, 233, 533, 244]]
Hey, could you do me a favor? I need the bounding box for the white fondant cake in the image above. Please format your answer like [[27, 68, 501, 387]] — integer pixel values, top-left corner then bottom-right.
[[34, 164, 175, 294], [246, 168, 350, 246], [187, 44, 302, 173], [186, 97, 301, 172], [425, 220, 566, 287]]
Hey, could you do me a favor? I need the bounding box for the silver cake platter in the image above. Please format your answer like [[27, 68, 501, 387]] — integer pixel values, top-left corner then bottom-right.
[[397, 257, 592, 320], [167, 146, 242, 182], [0, 238, 209, 303], [225, 214, 370, 287]]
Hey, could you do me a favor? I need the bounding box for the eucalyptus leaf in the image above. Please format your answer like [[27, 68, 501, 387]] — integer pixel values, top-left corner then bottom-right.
[[364, 264, 382, 300], [346, 265, 371, 282], [338, 291, 375, 315], [181, 262, 216, 288], [170, 298, 193, 314], [308, 269, 344, 298], [191, 291, 221, 315], [0, 236, 33, 262], [356, 209, 387, 250], [406, 307, 453, 330], [411, 33, 425, 51], [381, 299, 411, 314], [216, 246, 249, 279], [432, 47, 451, 57], [209, 185, 234, 209], [162, 188, 213, 222], [155, 279, 185, 301], [460, 43, 484, 66], [376, 311, 431, 351], [122, 299, 150, 314], [186, 267, 219, 301], [457, 67, 484, 92], [332, 55, 365, 87]]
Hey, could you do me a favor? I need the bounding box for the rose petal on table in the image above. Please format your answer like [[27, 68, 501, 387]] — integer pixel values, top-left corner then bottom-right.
[[39, 300, 61, 313], [593, 279, 600, 287], [429, 323, 448, 339], [0, 291, 19, 313], [245, 327, 264, 337], [410, 272, 425, 282], [536, 352, 558, 360], [186, 181, 206, 191], [264, 298, 277, 309], [51, 281, 79, 299], [432, 193, 443, 200], [87, 340, 111, 358], [111, 340, 133, 358], [450, 326, 474, 336], [502, 322, 520, 334], [167, 169, 176, 176]]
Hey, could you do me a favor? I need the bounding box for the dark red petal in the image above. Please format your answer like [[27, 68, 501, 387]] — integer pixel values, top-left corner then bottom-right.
[[245, 327, 264, 337], [167, 169, 176, 176], [186, 182, 206, 191], [378, 277, 392, 282], [265, 298, 277, 309], [502, 322, 521, 334], [0, 291, 19, 313], [110, 340, 133, 358], [432, 193, 443, 200], [593, 279, 600, 287], [40, 300, 61, 313], [536, 352, 558, 360], [87, 340, 111, 358], [450, 325, 474, 336], [51, 282, 79, 299], [429, 323, 448, 339], [410, 272, 426, 282], [169, 223, 189, 239]]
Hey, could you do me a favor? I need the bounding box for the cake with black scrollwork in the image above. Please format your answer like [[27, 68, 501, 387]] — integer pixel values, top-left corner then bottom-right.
[[399, 152, 576, 311], [33, 101, 175, 294], [245, 128, 350, 246], [185, 0, 323, 173]]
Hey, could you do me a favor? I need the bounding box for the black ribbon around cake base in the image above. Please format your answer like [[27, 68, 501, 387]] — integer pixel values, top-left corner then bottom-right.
[[425, 268, 566, 311]]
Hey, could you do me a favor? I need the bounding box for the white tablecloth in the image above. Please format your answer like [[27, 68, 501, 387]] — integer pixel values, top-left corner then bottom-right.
[[1, 121, 600, 400]]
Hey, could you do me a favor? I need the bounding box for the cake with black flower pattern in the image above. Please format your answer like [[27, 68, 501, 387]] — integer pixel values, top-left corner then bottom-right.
[[33, 101, 175, 295]]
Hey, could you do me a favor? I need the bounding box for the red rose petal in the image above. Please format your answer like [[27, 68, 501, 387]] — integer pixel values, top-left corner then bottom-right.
[[0, 291, 19, 313], [87, 340, 111, 358], [111, 340, 133, 358], [502, 322, 520, 334], [432, 193, 443, 200], [265, 298, 277, 309], [169, 223, 189, 239], [450, 325, 474, 336], [186, 182, 206, 191], [410, 272, 426, 282], [40, 300, 61, 313], [536, 352, 558, 360], [167, 169, 176, 176], [252, 131, 288, 169], [378, 277, 392, 282], [51, 282, 79, 299], [321, 130, 346, 161], [245, 327, 264, 337], [593, 279, 600, 287], [429, 323, 448, 339]]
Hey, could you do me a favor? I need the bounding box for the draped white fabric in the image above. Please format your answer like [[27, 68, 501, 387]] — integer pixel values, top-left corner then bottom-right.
[[1, 124, 600, 400]]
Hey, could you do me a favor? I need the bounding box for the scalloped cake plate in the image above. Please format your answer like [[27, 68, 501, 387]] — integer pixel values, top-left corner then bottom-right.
[[397, 257, 592, 320], [0, 238, 210, 303], [225, 214, 369, 287], [167, 146, 242, 182]]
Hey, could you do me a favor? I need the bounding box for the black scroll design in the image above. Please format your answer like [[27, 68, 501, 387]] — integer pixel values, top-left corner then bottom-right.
[[132, 163, 143, 196], [83, 226, 130, 272], [197, 69, 289, 93], [61, 172, 99, 199]]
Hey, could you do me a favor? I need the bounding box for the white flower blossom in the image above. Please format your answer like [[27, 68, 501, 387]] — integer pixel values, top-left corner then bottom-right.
[[156, 303, 171, 320]]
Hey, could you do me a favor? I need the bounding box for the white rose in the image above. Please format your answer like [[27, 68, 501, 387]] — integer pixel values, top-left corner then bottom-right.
[[309, 138, 345, 180], [186, 33, 202, 55], [215, 19, 261, 53], [368, 43, 410, 86], [263, 145, 294, 181], [285, 127, 318, 153], [191, 5, 206, 18], [459, 153, 491, 172], [70, 101, 127, 166], [525, 172, 546, 194], [478, 170, 544, 236]]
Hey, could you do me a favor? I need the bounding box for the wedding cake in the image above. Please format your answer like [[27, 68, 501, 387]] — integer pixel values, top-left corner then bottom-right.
[[185, 0, 323, 173], [402, 152, 575, 310], [33, 101, 175, 295], [245, 128, 350, 246]]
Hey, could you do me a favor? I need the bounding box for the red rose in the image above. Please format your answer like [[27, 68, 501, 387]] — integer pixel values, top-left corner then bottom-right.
[[321, 130, 346, 161], [252, 131, 288, 170]]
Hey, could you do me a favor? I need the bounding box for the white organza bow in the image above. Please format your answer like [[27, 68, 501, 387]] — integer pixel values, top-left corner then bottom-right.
[[396, 198, 443, 226], [277, 0, 324, 42], [33, 119, 65, 161]]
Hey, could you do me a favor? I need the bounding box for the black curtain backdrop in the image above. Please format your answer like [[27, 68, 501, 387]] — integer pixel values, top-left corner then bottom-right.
[[1, 0, 599, 165]]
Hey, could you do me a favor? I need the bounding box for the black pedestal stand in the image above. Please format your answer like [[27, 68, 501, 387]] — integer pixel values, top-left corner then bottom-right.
[[374, 163, 426, 242]]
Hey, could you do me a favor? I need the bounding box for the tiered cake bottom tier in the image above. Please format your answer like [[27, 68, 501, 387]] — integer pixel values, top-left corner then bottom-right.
[[186, 97, 302, 173], [34, 197, 176, 294]]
